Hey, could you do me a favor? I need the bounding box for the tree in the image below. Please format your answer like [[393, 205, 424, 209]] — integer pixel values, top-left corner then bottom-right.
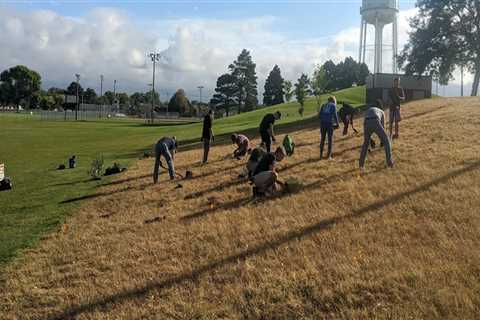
[[210, 73, 236, 116], [283, 80, 294, 102], [168, 89, 193, 116], [0, 65, 41, 109], [229, 49, 258, 113], [103, 91, 115, 105], [263, 65, 285, 106], [117, 92, 129, 105], [295, 73, 310, 117], [311, 65, 328, 108], [66, 82, 83, 96], [398, 0, 480, 96], [83, 88, 97, 104]]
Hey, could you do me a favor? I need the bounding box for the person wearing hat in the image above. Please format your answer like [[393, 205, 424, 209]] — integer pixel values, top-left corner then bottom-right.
[[359, 100, 394, 170], [319, 96, 340, 159], [251, 146, 286, 197], [259, 111, 281, 153], [153, 136, 178, 183], [231, 133, 250, 159], [201, 109, 215, 163]]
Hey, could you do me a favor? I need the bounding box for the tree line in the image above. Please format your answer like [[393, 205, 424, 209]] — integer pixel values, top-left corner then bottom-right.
[[0, 55, 369, 116], [210, 52, 369, 116]]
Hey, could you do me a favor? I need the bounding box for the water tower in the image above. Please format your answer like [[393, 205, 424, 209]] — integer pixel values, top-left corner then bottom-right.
[[359, 0, 399, 74]]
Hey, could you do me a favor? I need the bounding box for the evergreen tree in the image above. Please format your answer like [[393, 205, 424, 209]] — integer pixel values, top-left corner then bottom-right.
[[168, 89, 193, 116], [283, 80, 294, 102], [398, 0, 480, 96], [295, 73, 310, 117], [210, 73, 237, 117], [263, 65, 285, 106], [229, 49, 258, 113]]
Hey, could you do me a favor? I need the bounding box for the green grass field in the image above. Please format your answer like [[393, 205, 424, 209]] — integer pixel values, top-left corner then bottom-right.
[[0, 86, 364, 266]]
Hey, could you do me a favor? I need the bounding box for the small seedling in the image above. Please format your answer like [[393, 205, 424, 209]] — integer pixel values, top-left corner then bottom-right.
[[89, 156, 104, 180]]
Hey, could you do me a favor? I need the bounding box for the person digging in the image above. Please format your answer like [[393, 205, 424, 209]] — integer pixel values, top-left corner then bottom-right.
[[231, 133, 251, 159], [251, 146, 287, 197], [153, 136, 178, 183], [259, 111, 281, 153]]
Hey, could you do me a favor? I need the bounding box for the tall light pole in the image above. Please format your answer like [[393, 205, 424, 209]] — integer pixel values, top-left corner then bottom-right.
[[113, 79, 117, 112], [100, 75, 104, 118], [75, 74, 80, 121], [150, 52, 161, 124]]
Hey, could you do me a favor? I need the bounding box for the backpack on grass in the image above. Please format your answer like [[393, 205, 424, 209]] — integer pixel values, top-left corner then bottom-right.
[[282, 135, 295, 156]]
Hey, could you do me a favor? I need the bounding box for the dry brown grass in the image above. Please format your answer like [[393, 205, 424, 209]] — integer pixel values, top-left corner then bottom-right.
[[1, 97, 480, 320]]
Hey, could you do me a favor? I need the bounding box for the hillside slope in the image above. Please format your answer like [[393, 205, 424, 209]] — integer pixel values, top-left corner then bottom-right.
[[0, 86, 363, 266], [1, 96, 479, 319]]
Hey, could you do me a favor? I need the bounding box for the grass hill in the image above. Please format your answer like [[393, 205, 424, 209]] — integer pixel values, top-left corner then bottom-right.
[[1, 96, 479, 319], [0, 86, 364, 266]]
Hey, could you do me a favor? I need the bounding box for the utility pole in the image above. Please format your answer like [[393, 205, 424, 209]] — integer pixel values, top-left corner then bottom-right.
[[75, 74, 80, 121], [461, 65, 464, 97], [150, 53, 161, 124], [113, 79, 117, 112], [100, 75, 104, 118]]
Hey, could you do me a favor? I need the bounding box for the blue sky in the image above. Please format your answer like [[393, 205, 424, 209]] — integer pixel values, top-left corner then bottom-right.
[[0, 1, 467, 98]]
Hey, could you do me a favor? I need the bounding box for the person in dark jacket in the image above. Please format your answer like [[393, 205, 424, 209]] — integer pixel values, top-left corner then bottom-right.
[[319, 96, 340, 159], [251, 146, 286, 197], [201, 110, 214, 163], [153, 136, 177, 183], [338, 102, 358, 135], [259, 111, 281, 153], [388, 78, 405, 139]]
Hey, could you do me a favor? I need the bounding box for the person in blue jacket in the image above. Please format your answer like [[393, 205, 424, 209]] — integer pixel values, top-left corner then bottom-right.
[[319, 96, 340, 159], [153, 136, 177, 183]]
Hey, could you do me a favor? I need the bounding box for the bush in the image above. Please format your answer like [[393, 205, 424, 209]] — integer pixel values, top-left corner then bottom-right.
[[89, 156, 104, 180]]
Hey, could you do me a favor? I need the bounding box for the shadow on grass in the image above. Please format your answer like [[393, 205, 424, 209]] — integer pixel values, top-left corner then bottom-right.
[[59, 182, 152, 204], [49, 160, 480, 320]]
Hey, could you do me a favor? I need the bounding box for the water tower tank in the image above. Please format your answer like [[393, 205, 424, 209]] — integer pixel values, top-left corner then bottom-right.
[[359, 0, 399, 74], [361, 0, 397, 24]]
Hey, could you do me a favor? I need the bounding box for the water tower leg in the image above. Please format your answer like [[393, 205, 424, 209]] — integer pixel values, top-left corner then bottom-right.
[[374, 20, 384, 73], [359, 18, 364, 63], [362, 20, 368, 63]]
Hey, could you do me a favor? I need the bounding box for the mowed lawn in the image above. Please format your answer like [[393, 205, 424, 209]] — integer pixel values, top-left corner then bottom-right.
[[1, 97, 479, 319], [0, 86, 365, 266]]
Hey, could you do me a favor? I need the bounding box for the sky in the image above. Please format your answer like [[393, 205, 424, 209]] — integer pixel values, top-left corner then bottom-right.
[[0, 0, 471, 100]]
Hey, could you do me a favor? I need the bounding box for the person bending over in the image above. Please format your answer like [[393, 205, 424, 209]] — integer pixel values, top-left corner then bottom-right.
[[251, 146, 286, 197], [359, 100, 394, 170], [338, 102, 358, 135], [153, 136, 178, 183], [259, 111, 281, 153], [231, 133, 250, 159]]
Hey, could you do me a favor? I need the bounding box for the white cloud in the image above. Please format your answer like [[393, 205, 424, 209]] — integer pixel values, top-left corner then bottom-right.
[[0, 6, 471, 100]]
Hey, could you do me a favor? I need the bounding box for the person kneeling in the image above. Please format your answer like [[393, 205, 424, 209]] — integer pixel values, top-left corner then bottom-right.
[[251, 146, 286, 197], [231, 133, 250, 159]]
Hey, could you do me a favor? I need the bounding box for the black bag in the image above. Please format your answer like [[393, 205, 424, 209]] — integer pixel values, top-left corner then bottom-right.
[[0, 178, 12, 191]]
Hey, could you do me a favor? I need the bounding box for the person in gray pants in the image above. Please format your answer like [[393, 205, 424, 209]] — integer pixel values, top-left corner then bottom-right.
[[153, 136, 177, 183], [359, 101, 394, 169]]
